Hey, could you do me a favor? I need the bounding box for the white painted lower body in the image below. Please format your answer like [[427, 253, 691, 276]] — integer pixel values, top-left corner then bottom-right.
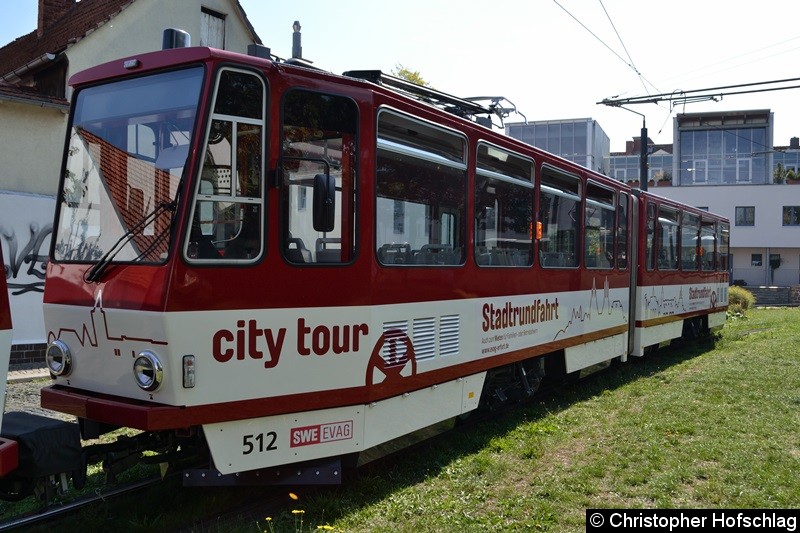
[[565, 332, 626, 373], [203, 372, 486, 475]]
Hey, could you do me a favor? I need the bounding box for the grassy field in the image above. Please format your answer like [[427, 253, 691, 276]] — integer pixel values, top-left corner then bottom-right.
[[268, 308, 800, 532]]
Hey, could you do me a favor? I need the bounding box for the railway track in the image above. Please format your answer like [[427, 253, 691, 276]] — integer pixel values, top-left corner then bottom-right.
[[0, 475, 164, 531]]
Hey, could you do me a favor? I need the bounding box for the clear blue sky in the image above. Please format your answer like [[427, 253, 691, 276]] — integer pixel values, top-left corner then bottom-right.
[[3, 1, 800, 151]]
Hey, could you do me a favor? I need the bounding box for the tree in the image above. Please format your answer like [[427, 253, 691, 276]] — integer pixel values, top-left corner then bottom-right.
[[391, 64, 429, 87], [774, 163, 786, 184]]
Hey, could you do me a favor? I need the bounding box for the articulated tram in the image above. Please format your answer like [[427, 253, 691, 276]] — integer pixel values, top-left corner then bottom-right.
[[0, 34, 728, 499]]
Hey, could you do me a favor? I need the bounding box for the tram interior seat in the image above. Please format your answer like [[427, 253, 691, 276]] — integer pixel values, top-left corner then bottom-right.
[[476, 247, 530, 266], [540, 252, 574, 267], [225, 218, 260, 260], [378, 243, 411, 264], [413, 244, 458, 265], [316, 238, 341, 263], [286, 237, 312, 263], [188, 219, 220, 259]]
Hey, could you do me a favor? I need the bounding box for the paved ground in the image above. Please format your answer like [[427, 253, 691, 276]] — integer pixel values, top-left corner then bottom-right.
[[7, 364, 49, 383]]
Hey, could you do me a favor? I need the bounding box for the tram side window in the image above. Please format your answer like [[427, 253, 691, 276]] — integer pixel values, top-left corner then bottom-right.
[[681, 213, 700, 271], [376, 110, 466, 266], [657, 207, 679, 270], [616, 193, 629, 269], [539, 167, 580, 268], [474, 143, 534, 267], [718, 222, 730, 272], [187, 69, 265, 261], [584, 183, 615, 269], [646, 202, 656, 271], [700, 219, 716, 271], [280, 90, 358, 264]]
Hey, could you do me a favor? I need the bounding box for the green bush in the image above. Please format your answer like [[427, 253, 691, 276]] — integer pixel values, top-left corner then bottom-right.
[[728, 285, 756, 316]]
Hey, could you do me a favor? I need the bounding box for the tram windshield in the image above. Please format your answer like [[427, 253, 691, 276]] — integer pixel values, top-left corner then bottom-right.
[[53, 67, 204, 266]]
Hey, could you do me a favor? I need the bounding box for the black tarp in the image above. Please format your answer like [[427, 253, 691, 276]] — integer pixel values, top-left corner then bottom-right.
[[1, 412, 81, 477]]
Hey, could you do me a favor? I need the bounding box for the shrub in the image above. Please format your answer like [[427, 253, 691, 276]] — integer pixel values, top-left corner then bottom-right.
[[728, 285, 756, 316]]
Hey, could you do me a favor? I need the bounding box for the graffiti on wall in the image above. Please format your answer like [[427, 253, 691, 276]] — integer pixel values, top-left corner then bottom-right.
[[2, 222, 52, 296], [0, 192, 56, 343]]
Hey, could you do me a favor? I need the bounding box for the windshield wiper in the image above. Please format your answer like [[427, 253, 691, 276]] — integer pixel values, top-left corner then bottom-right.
[[83, 200, 176, 283]]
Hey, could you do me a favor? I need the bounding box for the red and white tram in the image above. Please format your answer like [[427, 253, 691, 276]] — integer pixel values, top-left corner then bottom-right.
[[0, 33, 728, 496], [0, 246, 17, 476]]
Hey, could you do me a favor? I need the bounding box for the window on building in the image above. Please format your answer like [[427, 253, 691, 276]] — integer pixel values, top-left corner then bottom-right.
[[783, 206, 800, 226], [201, 7, 226, 48], [693, 159, 707, 184], [751, 254, 762, 267], [735, 206, 755, 226]]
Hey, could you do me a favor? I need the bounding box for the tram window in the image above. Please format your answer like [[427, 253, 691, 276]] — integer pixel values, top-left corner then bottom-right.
[[657, 207, 679, 270], [681, 213, 700, 271], [646, 202, 656, 271], [376, 110, 466, 266], [539, 167, 580, 268], [584, 183, 615, 270], [700, 219, 716, 271], [280, 90, 358, 264], [187, 69, 265, 262], [616, 193, 629, 269], [474, 143, 534, 267], [718, 222, 730, 271]]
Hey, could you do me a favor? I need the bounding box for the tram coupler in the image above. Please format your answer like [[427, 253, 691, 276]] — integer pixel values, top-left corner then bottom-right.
[[104, 449, 143, 483]]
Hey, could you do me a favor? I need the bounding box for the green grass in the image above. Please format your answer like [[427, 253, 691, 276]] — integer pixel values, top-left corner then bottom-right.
[[280, 308, 800, 532]]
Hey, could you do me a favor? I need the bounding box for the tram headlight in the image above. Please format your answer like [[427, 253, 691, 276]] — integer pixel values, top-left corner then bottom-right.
[[46, 339, 73, 377], [133, 351, 164, 392]]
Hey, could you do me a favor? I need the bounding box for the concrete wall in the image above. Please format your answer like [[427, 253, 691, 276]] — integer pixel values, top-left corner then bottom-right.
[[0, 101, 67, 196]]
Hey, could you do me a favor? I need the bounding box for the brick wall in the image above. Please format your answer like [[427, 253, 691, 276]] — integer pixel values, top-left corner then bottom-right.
[[791, 286, 800, 306], [9, 343, 47, 367]]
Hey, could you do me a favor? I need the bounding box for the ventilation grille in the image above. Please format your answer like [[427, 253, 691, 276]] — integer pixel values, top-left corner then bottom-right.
[[380, 313, 460, 363], [440, 314, 460, 356]]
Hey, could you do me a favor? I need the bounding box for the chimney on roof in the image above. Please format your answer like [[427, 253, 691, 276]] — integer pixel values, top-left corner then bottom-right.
[[38, 0, 75, 37], [791, 137, 799, 150], [292, 21, 302, 59]]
